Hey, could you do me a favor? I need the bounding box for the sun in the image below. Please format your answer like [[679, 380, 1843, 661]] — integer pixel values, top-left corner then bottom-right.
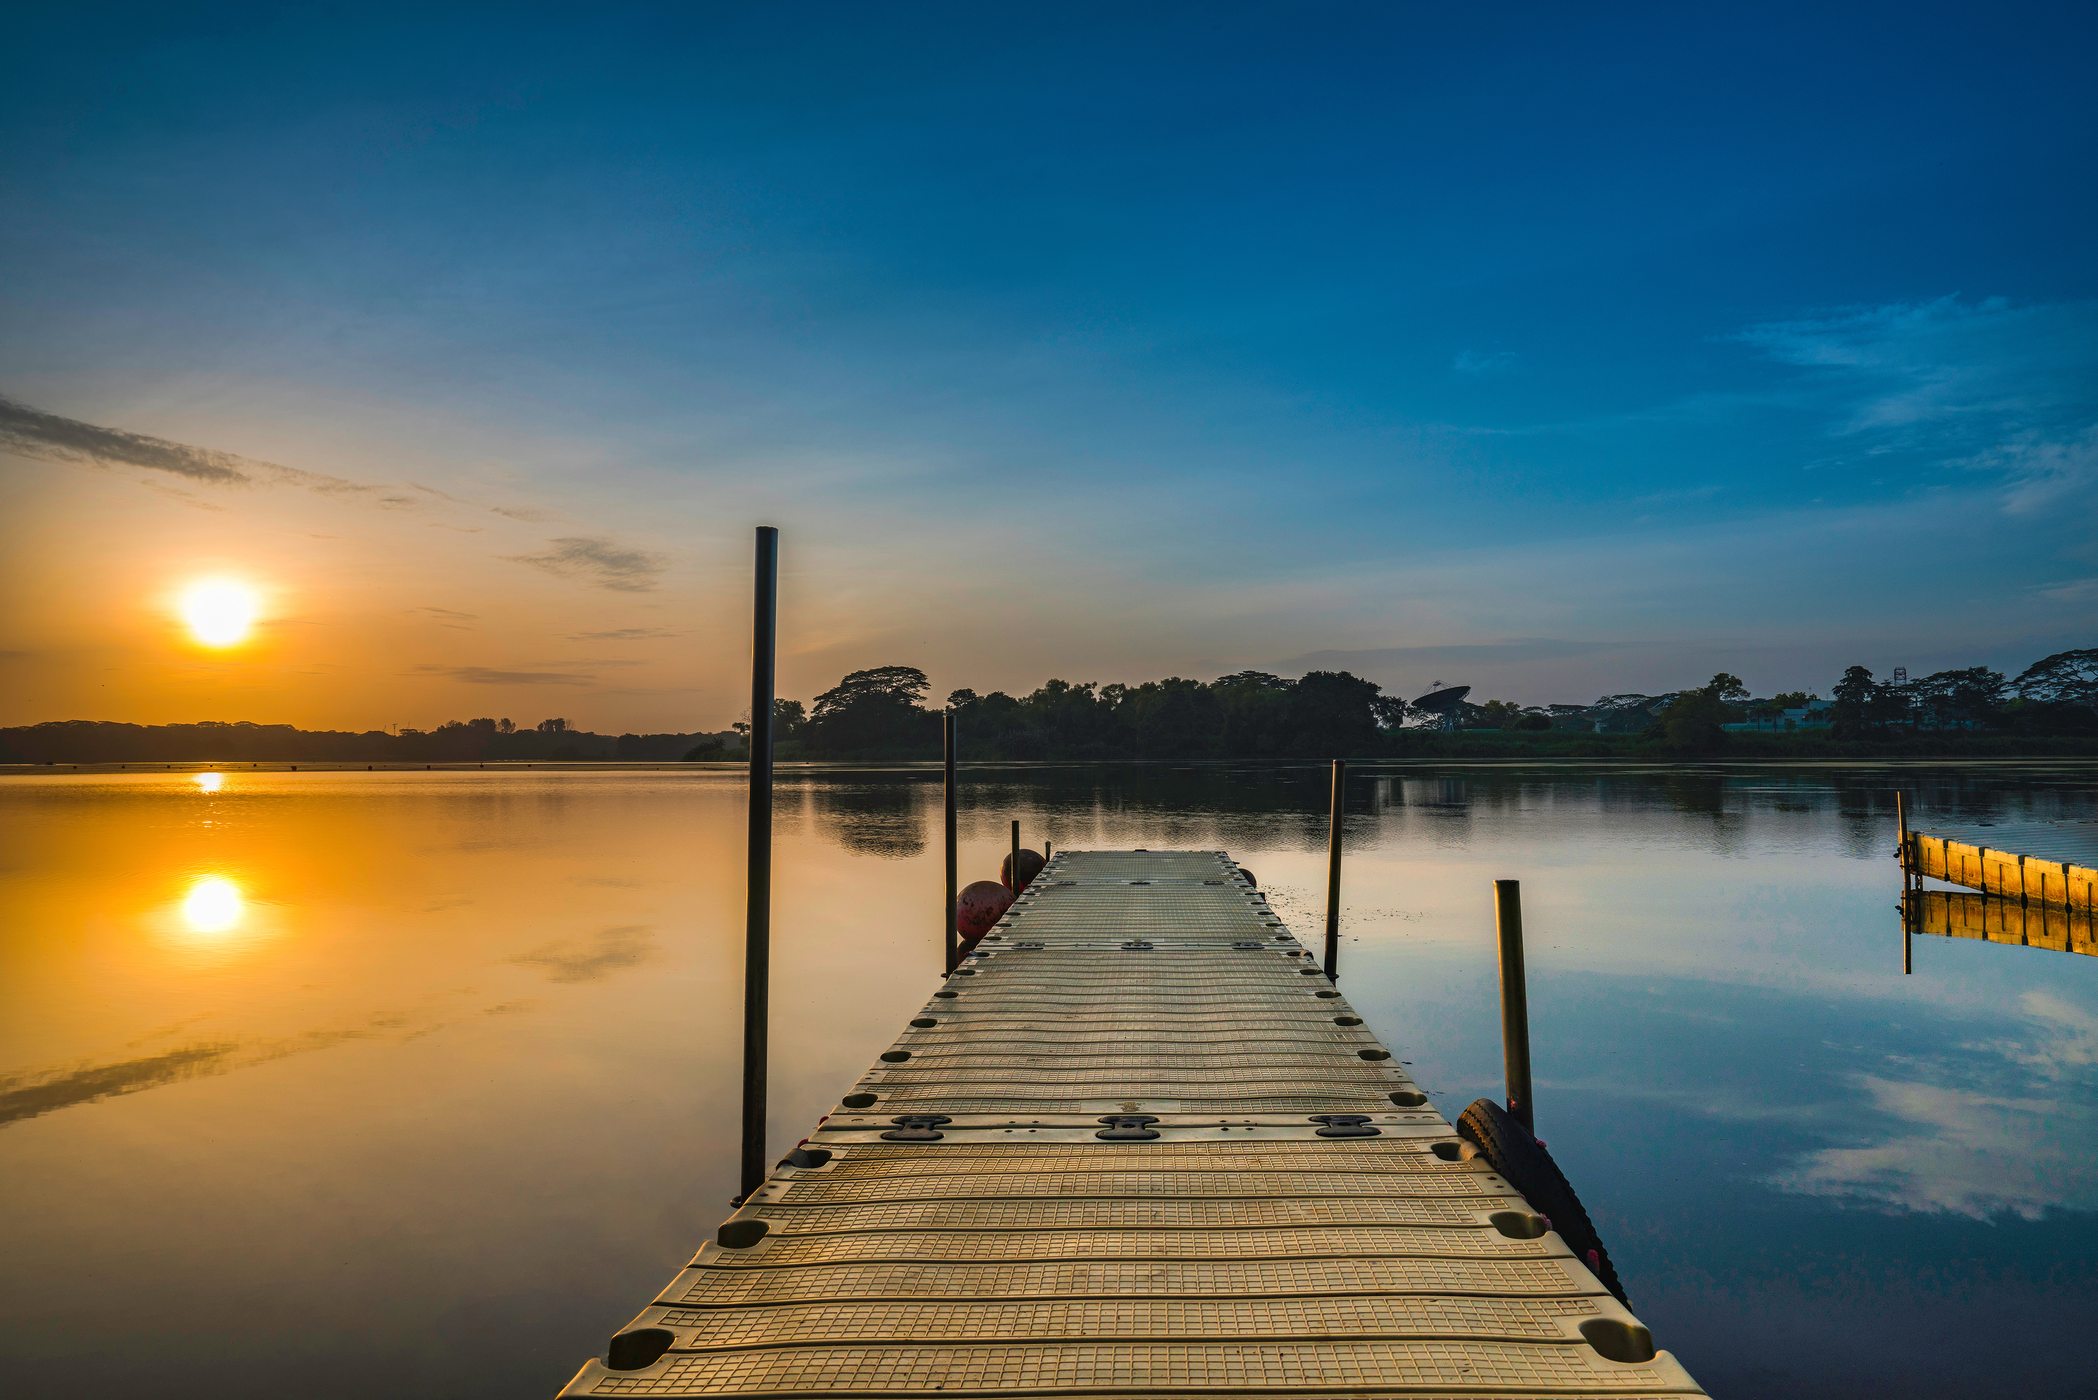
[[179, 578, 260, 647]]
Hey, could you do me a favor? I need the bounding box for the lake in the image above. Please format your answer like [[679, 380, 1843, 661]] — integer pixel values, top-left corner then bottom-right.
[[2, 761, 2095, 1397]]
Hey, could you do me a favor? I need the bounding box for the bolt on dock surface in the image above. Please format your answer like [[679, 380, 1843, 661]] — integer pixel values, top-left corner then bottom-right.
[[559, 849, 1705, 1397]]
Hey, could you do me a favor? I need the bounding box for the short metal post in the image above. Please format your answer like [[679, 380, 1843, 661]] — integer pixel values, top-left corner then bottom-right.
[[1323, 759, 1345, 980], [1044, 839, 1052, 861], [1009, 819, 1022, 891], [943, 710, 958, 974], [739, 525, 778, 1202], [1493, 879, 1535, 1132]]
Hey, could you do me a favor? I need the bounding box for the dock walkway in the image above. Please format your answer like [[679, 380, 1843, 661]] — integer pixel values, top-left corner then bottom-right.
[[559, 849, 1704, 1398]]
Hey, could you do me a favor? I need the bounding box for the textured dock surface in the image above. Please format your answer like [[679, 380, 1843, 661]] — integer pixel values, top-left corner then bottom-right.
[[559, 849, 1704, 1397]]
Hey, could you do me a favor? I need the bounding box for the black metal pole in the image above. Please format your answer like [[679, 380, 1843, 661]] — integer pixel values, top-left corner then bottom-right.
[[1896, 790, 1911, 891], [943, 709, 958, 974], [1323, 758, 1345, 979], [1493, 879, 1535, 1132], [739, 525, 778, 1202], [1009, 818, 1021, 891]]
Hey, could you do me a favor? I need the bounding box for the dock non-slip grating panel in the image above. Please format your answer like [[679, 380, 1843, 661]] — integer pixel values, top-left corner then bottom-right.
[[558, 849, 1706, 1398]]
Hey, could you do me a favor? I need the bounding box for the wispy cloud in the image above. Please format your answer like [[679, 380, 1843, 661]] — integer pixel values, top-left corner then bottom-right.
[[1771, 994, 2098, 1220], [1452, 349, 1519, 376], [2034, 577, 2098, 604], [506, 536, 667, 592], [567, 626, 680, 642], [0, 999, 486, 1128], [1286, 637, 1620, 672], [0, 1043, 240, 1126], [409, 606, 479, 628], [509, 925, 655, 983], [0, 392, 392, 500], [1971, 424, 2098, 517], [1736, 296, 2098, 513], [410, 664, 593, 685], [2, 395, 252, 484]]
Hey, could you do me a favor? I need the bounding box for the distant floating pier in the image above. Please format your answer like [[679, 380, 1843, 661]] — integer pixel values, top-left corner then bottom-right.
[[1900, 827, 2098, 912], [1905, 888, 2096, 959], [557, 849, 1705, 1399]]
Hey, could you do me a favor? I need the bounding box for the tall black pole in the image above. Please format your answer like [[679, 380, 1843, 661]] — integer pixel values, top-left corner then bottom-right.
[[739, 525, 778, 1202], [1323, 758, 1346, 979], [1493, 879, 1535, 1132], [1009, 819, 1022, 891], [1897, 790, 1913, 975], [943, 709, 958, 974]]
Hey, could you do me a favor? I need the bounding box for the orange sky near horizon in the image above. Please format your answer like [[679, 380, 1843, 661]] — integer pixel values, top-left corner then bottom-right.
[[0, 409, 1343, 734]]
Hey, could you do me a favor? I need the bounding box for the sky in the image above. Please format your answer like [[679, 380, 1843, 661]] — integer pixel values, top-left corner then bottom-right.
[[2, 1, 2093, 732]]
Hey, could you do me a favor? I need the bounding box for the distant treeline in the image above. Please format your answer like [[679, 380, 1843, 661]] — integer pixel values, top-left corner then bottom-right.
[[768, 649, 2098, 760], [5, 648, 2094, 764], [0, 716, 738, 764]]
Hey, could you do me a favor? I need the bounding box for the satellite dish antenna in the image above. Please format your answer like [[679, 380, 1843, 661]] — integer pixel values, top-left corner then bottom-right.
[[1409, 683, 1472, 731], [1410, 684, 1471, 713]]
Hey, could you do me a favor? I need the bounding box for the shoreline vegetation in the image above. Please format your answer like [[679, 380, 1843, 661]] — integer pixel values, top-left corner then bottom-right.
[[5, 649, 2093, 766]]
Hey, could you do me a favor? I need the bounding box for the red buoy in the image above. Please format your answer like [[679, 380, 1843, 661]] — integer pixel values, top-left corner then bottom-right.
[[1000, 848, 1046, 893], [955, 880, 1015, 940]]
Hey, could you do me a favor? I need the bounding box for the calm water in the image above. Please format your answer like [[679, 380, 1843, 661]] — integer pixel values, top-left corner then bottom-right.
[[3, 762, 2096, 1397]]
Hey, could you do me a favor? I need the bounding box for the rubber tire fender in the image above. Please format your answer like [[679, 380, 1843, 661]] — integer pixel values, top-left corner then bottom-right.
[[1455, 1098, 1629, 1306]]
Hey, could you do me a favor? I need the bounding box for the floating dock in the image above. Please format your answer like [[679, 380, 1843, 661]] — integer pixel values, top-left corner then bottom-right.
[[1905, 888, 2097, 959], [558, 849, 1704, 1398], [1901, 829, 2098, 912]]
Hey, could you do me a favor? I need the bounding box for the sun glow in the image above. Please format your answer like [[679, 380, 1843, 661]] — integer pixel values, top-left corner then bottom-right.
[[180, 875, 246, 934], [179, 578, 260, 647], [194, 771, 225, 794]]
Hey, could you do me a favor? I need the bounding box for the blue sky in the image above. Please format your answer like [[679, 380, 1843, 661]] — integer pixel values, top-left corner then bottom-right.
[[1, 3, 2093, 728]]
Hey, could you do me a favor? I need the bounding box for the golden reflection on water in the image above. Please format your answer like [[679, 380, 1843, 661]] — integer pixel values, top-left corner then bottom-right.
[[2, 766, 2097, 1399], [179, 875, 245, 934]]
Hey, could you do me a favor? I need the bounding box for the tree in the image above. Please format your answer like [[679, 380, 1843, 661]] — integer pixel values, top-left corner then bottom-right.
[[1285, 670, 1384, 754], [1707, 673, 1748, 704], [1470, 699, 1528, 730], [1117, 678, 1221, 760], [2012, 649, 2098, 708], [1212, 671, 1293, 757], [806, 665, 937, 755], [496, 718, 516, 734], [1830, 666, 1882, 738], [536, 717, 569, 734], [1657, 688, 1729, 751], [1910, 667, 2006, 729]]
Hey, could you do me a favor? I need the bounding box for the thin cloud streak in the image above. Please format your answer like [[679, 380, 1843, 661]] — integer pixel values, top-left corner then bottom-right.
[[0, 392, 381, 498], [567, 627, 680, 642], [1, 395, 251, 484], [506, 536, 667, 593], [410, 665, 595, 686]]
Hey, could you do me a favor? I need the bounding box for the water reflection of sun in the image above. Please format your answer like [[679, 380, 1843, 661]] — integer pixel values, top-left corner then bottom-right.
[[194, 771, 225, 794], [181, 875, 246, 934]]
